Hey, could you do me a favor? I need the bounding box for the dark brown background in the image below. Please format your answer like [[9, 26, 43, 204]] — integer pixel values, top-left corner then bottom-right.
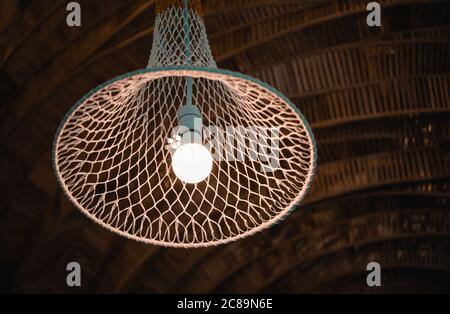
[[0, 0, 449, 293]]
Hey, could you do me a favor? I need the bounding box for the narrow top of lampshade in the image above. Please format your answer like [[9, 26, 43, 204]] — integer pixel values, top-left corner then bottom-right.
[[156, 0, 203, 15], [148, 0, 216, 68]]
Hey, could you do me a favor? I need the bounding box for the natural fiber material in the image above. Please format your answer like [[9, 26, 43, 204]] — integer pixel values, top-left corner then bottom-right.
[[149, 2, 215, 68], [53, 2, 317, 247], [54, 68, 316, 247], [156, 0, 202, 15]]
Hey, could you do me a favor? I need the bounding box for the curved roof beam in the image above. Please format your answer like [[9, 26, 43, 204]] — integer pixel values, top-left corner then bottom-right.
[[266, 237, 450, 292], [211, 209, 450, 293]]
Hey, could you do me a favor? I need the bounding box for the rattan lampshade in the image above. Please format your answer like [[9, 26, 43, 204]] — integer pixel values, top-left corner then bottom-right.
[[53, 0, 317, 247]]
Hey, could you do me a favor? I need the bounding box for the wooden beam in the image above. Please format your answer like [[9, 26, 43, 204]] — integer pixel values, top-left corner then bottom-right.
[[0, 1, 64, 63], [264, 237, 450, 292], [0, 0, 156, 144], [179, 208, 450, 293]]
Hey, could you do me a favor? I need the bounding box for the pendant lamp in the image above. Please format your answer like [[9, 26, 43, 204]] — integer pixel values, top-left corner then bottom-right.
[[53, 0, 317, 247]]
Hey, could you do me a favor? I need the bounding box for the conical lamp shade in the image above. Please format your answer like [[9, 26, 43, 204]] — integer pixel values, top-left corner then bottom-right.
[[53, 0, 317, 247]]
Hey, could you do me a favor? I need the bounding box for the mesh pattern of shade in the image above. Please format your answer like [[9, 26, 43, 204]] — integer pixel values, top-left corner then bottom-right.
[[53, 2, 316, 247], [149, 4, 216, 68]]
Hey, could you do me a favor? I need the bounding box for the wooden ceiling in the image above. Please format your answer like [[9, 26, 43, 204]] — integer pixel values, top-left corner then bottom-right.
[[0, 0, 449, 293]]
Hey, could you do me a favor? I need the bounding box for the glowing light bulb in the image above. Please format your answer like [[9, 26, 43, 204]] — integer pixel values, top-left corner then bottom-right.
[[172, 143, 213, 184]]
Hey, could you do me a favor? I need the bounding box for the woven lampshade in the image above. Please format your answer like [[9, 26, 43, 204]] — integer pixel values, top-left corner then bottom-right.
[[53, 0, 317, 247]]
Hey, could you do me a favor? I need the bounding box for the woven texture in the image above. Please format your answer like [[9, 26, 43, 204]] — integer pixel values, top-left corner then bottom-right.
[[53, 4, 316, 247], [156, 0, 202, 15], [148, 5, 216, 68]]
